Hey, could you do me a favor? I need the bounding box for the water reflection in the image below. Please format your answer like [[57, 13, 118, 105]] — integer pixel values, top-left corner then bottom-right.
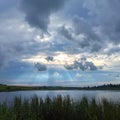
[[0, 90, 120, 105]]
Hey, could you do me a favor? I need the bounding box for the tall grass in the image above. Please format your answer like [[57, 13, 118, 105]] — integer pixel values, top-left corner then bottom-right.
[[0, 95, 120, 120]]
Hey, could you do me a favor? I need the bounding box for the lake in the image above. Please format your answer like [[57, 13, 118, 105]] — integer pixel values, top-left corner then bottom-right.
[[0, 90, 120, 105]]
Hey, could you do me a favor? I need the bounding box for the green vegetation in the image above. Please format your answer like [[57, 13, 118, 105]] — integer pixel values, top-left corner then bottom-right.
[[0, 85, 35, 92], [0, 95, 120, 120], [1, 84, 120, 92]]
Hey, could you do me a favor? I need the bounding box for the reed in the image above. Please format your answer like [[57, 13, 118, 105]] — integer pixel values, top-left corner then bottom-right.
[[0, 95, 120, 120]]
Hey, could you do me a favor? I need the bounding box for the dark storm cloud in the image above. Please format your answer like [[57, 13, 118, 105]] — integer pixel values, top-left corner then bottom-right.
[[1, 0, 120, 71], [83, 0, 120, 44], [34, 62, 47, 71], [58, 26, 73, 40], [71, 16, 103, 52], [58, 15, 103, 52], [21, 0, 66, 32], [64, 57, 97, 71], [58, 0, 120, 54], [74, 60, 97, 71], [91, 43, 102, 52], [45, 56, 54, 62]]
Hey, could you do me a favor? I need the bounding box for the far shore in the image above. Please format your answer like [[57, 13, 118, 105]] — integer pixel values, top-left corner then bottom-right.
[[0, 84, 120, 92]]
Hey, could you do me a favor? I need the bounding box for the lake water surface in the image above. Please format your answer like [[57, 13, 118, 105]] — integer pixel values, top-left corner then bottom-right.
[[0, 90, 120, 105]]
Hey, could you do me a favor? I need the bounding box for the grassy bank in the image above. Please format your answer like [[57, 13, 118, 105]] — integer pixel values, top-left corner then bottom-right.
[[0, 96, 120, 120], [0, 85, 82, 91]]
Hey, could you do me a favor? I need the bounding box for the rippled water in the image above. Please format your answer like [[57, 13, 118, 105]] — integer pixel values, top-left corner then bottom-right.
[[0, 90, 120, 105]]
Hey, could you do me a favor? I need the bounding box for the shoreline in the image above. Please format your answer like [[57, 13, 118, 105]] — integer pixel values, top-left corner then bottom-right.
[[1, 84, 120, 92]]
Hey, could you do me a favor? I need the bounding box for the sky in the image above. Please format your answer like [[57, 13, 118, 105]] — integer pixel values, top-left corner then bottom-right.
[[0, 0, 120, 86]]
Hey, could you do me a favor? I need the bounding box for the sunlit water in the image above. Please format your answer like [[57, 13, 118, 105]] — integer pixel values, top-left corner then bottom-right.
[[0, 90, 120, 105]]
